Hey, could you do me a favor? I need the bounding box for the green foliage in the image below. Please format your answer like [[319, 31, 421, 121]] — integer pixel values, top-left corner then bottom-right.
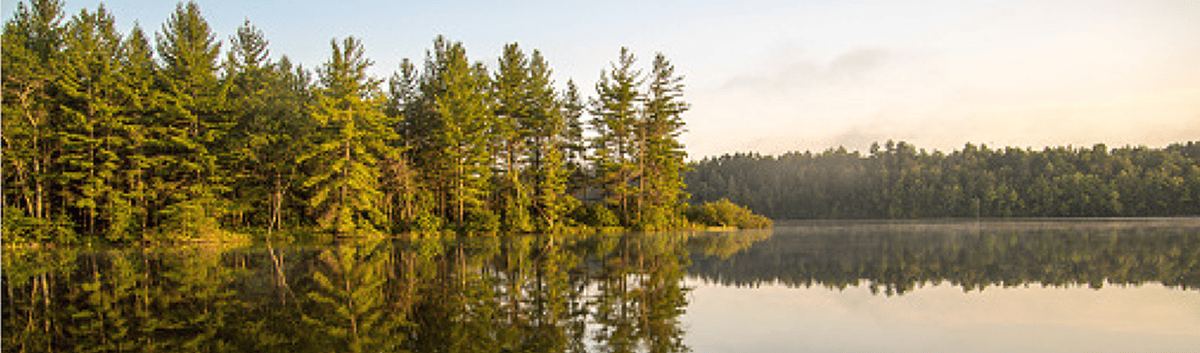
[[299, 37, 398, 237], [636, 53, 690, 230], [688, 141, 1200, 219], [589, 48, 642, 224], [148, 1, 231, 237], [686, 199, 773, 229], [407, 36, 495, 232], [464, 208, 502, 234], [2, 206, 78, 244], [2, 0, 704, 243], [575, 203, 621, 228]]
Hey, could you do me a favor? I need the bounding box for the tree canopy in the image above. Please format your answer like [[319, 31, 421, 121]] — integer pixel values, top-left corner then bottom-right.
[[2, 0, 705, 244], [687, 141, 1200, 219]]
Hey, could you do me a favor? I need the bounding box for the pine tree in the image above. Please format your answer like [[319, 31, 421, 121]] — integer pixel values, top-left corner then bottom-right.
[[589, 48, 642, 226], [1, 0, 72, 242], [419, 37, 495, 233], [493, 43, 534, 232], [54, 5, 129, 239], [114, 24, 157, 240], [639, 53, 690, 230], [262, 57, 314, 233], [150, 1, 230, 239], [385, 58, 436, 232], [223, 20, 274, 230], [525, 50, 570, 231], [300, 37, 397, 236], [561, 80, 588, 198], [222, 21, 313, 233]]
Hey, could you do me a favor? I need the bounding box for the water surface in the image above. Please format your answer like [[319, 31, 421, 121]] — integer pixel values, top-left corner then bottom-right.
[[684, 219, 1200, 352], [4, 218, 1198, 352]]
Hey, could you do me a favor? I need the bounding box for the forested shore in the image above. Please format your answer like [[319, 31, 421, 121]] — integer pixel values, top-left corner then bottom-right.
[[2, 0, 768, 245], [687, 140, 1200, 219]]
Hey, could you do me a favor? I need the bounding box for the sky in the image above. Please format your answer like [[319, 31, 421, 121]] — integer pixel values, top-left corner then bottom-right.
[[4, 0, 1199, 159]]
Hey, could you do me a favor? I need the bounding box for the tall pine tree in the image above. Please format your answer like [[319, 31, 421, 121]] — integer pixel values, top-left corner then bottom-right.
[[589, 48, 642, 226], [222, 21, 314, 233], [2, 0, 71, 242], [115, 24, 158, 239], [223, 20, 275, 229], [386, 58, 437, 232], [561, 80, 588, 200], [300, 37, 398, 236], [524, 50, 570, 232], [150, 1, 230, 239], [418, 36, 495, 232], [54, 5, 130, 239], [639, 53, 690, 230], [492, 43, 534, 232]]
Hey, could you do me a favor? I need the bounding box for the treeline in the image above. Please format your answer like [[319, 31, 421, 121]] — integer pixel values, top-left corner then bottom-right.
[[1, 0, 710, 243], [687, 140, 1200, 219]]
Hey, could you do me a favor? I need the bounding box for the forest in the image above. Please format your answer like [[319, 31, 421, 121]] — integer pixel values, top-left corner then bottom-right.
[[686, 140, 1200, 219], [1, 0, 762, 244]]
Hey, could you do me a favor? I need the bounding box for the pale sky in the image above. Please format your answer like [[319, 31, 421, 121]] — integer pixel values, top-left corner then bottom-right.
[[4, 0, 1199, 158]]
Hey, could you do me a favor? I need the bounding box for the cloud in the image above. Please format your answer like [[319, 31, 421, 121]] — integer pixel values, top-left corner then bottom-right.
[[718, 46, 893, 95]]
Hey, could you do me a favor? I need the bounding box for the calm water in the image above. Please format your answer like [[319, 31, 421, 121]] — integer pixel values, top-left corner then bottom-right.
[[3, 219, 1198, 352]]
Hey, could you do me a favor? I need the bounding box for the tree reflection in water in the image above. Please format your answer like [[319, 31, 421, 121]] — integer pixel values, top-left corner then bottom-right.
[[689, 220, 1200, 296], [5, 221, 1199, 352], [2, 232, 713, 353]]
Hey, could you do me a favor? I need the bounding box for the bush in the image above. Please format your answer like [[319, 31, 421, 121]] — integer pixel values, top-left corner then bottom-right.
[[464, 209, 501, 234], [2, 207, 79, 245], [570, 203, 621, 228], [686, 199, 773, 229]]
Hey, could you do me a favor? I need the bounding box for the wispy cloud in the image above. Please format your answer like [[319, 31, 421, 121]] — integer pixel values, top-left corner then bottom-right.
[[719, 46, 893, 95]]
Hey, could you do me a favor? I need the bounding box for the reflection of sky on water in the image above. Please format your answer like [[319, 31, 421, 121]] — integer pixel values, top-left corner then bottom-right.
[[682, 279, 1200, 353]]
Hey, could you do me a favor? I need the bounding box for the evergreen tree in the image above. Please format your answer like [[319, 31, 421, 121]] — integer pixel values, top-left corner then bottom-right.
[[1, 0, 71, 242], [54, 5, 130, 239], [223, 20, 275, 230], [525, 50, 570, 231], [150, 0, 230, 239], [386, 58, 439, 232], [222, 21, 314, 234], [589, 48, 642, 226], [300, 37, 398, 236], [265, 57, 314, 233], [561, 80, 588, 199], [115, 24, 157, 240], [492, 43, 534, 232], [639, 53, 690, 230], [418, 36, 495, 232]]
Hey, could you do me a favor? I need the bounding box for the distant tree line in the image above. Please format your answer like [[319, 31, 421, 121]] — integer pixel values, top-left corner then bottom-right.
[[2, 0, 708, 243], [687, 140, 1200, 219]]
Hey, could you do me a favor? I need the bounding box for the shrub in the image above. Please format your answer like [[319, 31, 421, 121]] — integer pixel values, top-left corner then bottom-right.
[[2, 207, 79, 245], [687, 199, 772, 229]]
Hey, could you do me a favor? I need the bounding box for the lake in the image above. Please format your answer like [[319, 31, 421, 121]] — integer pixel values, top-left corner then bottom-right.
[[4, 218, 1198, 352]]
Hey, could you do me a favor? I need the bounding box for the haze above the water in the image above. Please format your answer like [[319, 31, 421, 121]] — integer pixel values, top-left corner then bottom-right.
[[6, 0, 1197, 158]]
